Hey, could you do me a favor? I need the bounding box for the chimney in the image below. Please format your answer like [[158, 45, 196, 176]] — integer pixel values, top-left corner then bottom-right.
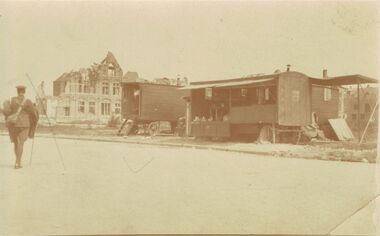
[[286, 64, 291, 72], [323, 69, 328, 79]]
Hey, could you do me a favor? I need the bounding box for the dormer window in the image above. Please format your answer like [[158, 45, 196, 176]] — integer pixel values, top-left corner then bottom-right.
[[108, 63, 115, 76]]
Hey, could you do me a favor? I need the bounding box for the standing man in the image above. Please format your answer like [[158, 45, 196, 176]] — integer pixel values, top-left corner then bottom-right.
[[2, 86, 39, 169]]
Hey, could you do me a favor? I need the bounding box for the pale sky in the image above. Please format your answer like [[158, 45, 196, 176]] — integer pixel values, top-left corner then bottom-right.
[[0, 1, 378, 101]]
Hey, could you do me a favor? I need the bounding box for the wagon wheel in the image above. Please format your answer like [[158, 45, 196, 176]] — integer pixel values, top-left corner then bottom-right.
[[148, 122, 159, 136], [130, 124, 139, 135]]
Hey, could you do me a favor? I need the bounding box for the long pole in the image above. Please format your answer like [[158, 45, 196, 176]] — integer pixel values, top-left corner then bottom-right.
[[359, 101, 378, 144], [29, 136, 34, 166], [26, 73, 66, 171]]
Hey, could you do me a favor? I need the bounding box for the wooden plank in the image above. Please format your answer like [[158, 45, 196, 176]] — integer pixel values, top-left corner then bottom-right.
[[191, 123, 203, 137], [229, 105, 277, 124], [216, 122, 230, 137], [328, 118, 355, 141], [203, 122, 217, 137]]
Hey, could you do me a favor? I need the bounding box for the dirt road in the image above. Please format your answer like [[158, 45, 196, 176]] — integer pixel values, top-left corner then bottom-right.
[[0, 136, 377, 235]]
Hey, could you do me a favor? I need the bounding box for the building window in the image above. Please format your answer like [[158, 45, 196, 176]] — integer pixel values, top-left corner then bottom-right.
[[101, 103, 110, 115], [113, 83, 120, 95], [353, 103, 358, 110], [324, 87, 332, 101], [78, 101, 85, 113], [90, 86, 96, 94], [69, 82, 76, 93], [89, 102, 96, 114], [114, 103, 121, 114], [360, 114, 365, 120], [231, 88, 249, 107], [102, 82, 109, 95], [64, 107, 70, 116], [78, 82, 83, 93], [351, 114, 357, 120], [365, 103, 371, 113], [84, 82, 90, 93]]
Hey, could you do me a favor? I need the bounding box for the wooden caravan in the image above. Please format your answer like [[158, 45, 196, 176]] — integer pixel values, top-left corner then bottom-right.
[[119, 81, 188, 135], [181, 71, 377, 142]]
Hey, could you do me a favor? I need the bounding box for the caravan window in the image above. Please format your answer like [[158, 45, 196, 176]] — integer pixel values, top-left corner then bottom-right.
[[231, 86, 276, 106], [292, 90, 300, 102], [205, 88, 213, 100], [231, 88, 249, 107], [249, 88, 259, 104], [263, 86, 277, 104], [324, 87, 332, 101]]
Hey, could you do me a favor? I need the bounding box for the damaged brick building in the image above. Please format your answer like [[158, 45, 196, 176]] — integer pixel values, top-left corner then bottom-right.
[[51, 52, 123, 123]]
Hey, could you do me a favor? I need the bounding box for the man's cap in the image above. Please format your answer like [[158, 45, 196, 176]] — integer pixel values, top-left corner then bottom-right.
[[16, 85, 26, 89]]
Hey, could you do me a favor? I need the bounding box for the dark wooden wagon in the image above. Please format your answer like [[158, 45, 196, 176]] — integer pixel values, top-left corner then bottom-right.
[[118, 81, 188, 136]]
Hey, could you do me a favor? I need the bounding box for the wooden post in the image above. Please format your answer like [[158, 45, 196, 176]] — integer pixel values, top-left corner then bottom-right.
[[272, 123, 276, 144], [357, 81, 361, 142], [185, 101, 191, 137], [138, 88, 142, 117], [229, 88, 232, 108]]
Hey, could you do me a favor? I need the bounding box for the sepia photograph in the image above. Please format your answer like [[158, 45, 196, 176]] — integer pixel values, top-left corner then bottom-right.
[[0, 0, 378, 235]]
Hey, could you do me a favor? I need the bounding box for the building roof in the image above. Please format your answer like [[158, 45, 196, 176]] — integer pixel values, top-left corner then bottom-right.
[[122, 71, 147, 83], [54, 52, 122, 82], [181, 71, 377, 90], [310, 74, 378, 86], [101, 51, 121, 68], [54, 71, 82, 82], [189, 73, 278, 86], [179, 78, 275, 90]]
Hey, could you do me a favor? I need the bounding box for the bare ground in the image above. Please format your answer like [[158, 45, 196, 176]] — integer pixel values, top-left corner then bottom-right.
[[0, 136, 378, 235]]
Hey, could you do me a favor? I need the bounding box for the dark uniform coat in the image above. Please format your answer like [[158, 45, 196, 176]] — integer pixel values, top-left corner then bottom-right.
[[4, 96, 39, 142]]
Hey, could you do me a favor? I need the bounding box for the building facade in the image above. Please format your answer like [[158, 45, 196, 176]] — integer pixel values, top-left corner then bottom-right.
[[51, 52, 123, 123]]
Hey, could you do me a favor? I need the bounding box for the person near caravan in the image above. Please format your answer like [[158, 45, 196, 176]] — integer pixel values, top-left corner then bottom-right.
[[2, 85, 39, 169]]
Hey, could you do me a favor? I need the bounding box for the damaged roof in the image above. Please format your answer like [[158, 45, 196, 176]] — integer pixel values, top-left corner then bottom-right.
[[101, 51, 121, 68], [54, 71, 83, 82]]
